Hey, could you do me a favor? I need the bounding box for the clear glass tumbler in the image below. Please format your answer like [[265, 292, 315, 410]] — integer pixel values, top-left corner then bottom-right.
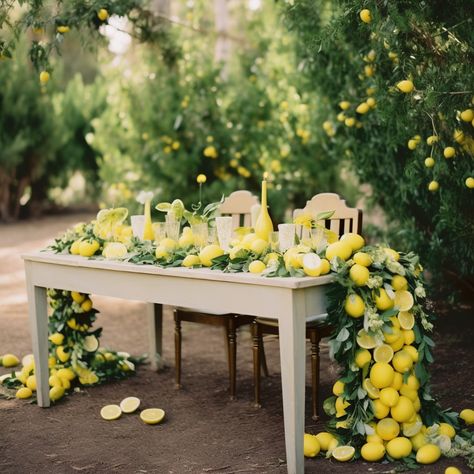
[[278, 223, 296, 252], [215, 216, 233, 251]]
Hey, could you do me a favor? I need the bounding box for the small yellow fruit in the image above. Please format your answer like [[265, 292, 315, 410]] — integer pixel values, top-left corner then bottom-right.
[[445, 467, 462, 474], [140, 408, 165, 424], [363, 378, 380, 399], [71, 291, 85, 304], [374, 344, 394, 364], [182, 255, 201, 267], [26, 375, 37, 391], [1, 353, 20, 367], [119, 396, 141, 414], [383, 326, 401, 345], [339, 101, 351, 110], [373, 399, 390, 419], [100, 404, 122, 420], [359, 9, 372, 23], [416, 443, 441, 464], [443, 147, 456, 158], [410, 431, 428, 451], [460, 408, 474, 425], [57, 368, 75, 381], [465, 177, 474, 189], [332, 445, 355, 462], [353, 252, 372, 267], [56, 346, 70, 363], [357, 329, 377, 349], [374, 288, 394, 311], [49, 385, 65, 401], [79, 240, 100, 257], [349, 264, 369, 286], [397, 80, 414, 93], [403, 329, 415, 345], [397, 311, 414, 330], [408, 139, 418, 150], [391, 396, 415, 423], [326, 241, 353, 261], [355, 349, 371, 368], [39, 70, 50, 84], [332, 380, 345, 396], [81, 299, 93, 312], [439, 423, 456, 439], [356, 102, 370, 114], [345, 117, 356, 127], [391, 275, 408, 291], [314, 432, 336, 451], [250, 238, 268, 255], [384, 248, 400, 261], [16, 387, 33, 399], [392, 350, 414, 373], [366, 97, 376, 108], [426, 135, 438, 146], [319, 258, 331, 274], [70, 240, 81, 254], [386, 437, 412, 459], [248, 260, 266, 274], [380, 387, 400, 407], [57, 25, 70, 33], [403, 345, 419, 362], [424, 157, 435, 168], [340, 233, 365, 251], [453, 129, 465, 143], [370, 362, 395, 389], [366, 433, 383, 444], [428, 180, 439, 192], [344, 293, 365, 318], [97, 8, 109, 21], [155, 246, 169, 260], [304, 434, 321, 457], [199, 244, 224, 267], [361, 442, 385, 461], [376, 418, 400, 441], [460, 108, 474, 122]]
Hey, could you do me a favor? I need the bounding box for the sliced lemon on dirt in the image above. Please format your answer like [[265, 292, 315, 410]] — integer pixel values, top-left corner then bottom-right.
[[332, 445, 355, 462], [363, 378, 380, 399], [374, 344, 394, 363], [100, 404, 122, 421], [394, 290, 414, 311], [356, 329, 377, 349], [398, 311, 415, 330], [120, 396, 141, 414], [140, 408, 165, 425]]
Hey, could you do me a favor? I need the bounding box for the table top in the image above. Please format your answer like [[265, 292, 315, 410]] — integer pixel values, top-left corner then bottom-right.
[[22, 251, 334, 290]]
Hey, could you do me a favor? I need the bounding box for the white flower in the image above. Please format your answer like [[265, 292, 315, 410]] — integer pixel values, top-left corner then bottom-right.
[[415, 284, 426, 298], [367, 275, 383, 289], [102, 242, 128, 260], [387, 260, 405, 275], [136, 191, 154, 204]]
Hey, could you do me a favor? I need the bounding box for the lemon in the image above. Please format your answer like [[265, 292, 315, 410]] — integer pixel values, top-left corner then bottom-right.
[[314, 432, 336, 451], [460, 408, 474, 425], [57, 25, 70, 33], [403, 420, 422, 437], [179, 230, 195, 248], [366, 97, 376, 107], [345, 294, 365, 318], [48, 356, 57, 368], [397, 311, 414, 330], [366, 433, 383, 444], [399, 386, 417, 402], [71, 291, 85, 304], [332, 445, 355, 462], [370, 362, 395, 389], [445, 468, 462, 474], [439, 423, 456, 439], [413, 397, 421, 412], [199, 245, 224, 267], [355, 349, 371, 368], [383, 326, 401, 345], [349, 264, 369, 286], [339, 101, 351, 110], [16, 387, 33, 399], [384, 248, 400, 261], [57, 368, 75, 381], [373, 399, 390, 419], [100, 404, 122, 420], [361, 442, 385, 461], [426, 135, 439, 145], [410, 431, 427, 451], [453, 129, 465, 143], [284, 248, 303, 269], [79, 240, 100, 257], [397, 80, 414, 93], [428, 180, 439, 192], [26, 375, 37, 391], [120, 396, 141, 414], [357, 329, 377, 349], [353, 252, 372, 267], [326, 241, 352, 261], [49, 374, 62, 387], [363, 378, 380, 399], [56, 346, 70, 363], [332, 380, 345, 396], [405, 375, 420, 391], [376, 418, 400, 441], [39, 70, 50, 84], [391, 275, 408, 291], [302, 253, 321, 277], [103, 242, 127, 260], [444, 147, 456, 159], [160, 238, 177, 251], [380, 387, 400, 407], [394, 290, 414, 311], [241, 233, 258, 248], [61, 378, 71, 390], [97, 8, 109, 21], [356, 102, 370, 114], [392, 350, 413, 373], [140, 408, 165, 424], [460, 108, 474, 122], [386, 437, 412, 459], [359, 9, 372, 23], [335, 396, 350, 417], [416, 444, 441, 464], [391, 396, 415, 423], [1, 353, 20, 367], [319, 258, 331, 274], [374, 288, 394, 311], [264, 252, 280, 265], [390, 315, 401, 329], [84, 335, 99, 352], [249, 260, 266, 274], [250, 238, 268, 255], [466, 177, 474, 189], [402, 329, 415, 345], [374, 344, 394, 363], [17, 371, 28, 385], [155, 246, 169, 260], [425, 157, 435, 168], [81, 299, 93, 312], [390, 334, 405, 352], [304, 434, 320, 457], [50, 385, 65, 401], [182, 255, 201, 267], [408, 139, 418, 150], [340, 233, 365, 251]]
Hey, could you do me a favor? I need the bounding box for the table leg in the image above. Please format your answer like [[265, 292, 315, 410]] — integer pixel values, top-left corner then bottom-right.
[[27, 284, 50, 407], [278, 292, 306, 474], [147, 303, 164, 371]]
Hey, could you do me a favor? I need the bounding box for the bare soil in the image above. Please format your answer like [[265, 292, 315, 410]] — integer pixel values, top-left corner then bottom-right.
[[0, 214, 472, 474]]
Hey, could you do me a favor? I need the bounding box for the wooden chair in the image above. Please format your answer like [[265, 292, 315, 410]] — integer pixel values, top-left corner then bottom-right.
[[174, 190, 263, 400], [253, 193, 363, 419]]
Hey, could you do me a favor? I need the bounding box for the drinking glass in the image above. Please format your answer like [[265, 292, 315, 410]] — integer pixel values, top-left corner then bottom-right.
[[131, 215, 145, 239], [153, 222, 167, 243], [278, 223, 296, 252], [208, 227, 218, 245], [269, 231, 279, 251], [216, 216, 233, 251], [165, 213, 180, 241], [191, 222, 209, 249]]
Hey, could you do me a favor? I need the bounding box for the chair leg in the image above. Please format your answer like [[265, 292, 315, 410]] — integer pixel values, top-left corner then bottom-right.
[[174, 311, 182, 389], [227, 317, 237, 400], [310, 329, 321, 421], [259, 335, 269, 377], [252, 322, 261, 408]]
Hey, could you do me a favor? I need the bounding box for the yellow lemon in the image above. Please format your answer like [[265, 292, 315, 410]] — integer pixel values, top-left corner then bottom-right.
[[1, 353, 20, 367], [179, 231, 195, 248], [465, 177, 474, 189], [335, 396, 350, 416], [384, 248, 400, 261], [390, 315, 401, 329], [357, 329, 377, 349], [79, 240, 100, 257], [428, 180, 439, 192], [248, 260, 266, 274], [353, 252, 372, 267], [425, 157, 435, 168], [380, 387, 400, 407], [391, 372, 403, 391], [332, 380, 345, 396], [57, 368, 75, 381], [444, 147, 456, 158], [404, 375, 420, 391], [199, 245, 224, 267], [39, 70, 50, 84], [81, 299, 93, 312], [392, 350, 413, 373], [160, 238, 178, 251], [100, 404, 122, 421], [49, 374, 62, 387], [56, 346, 70, 363], [326, 241, 353, 261], [374, 344, 394, 363], [460, 408, 474, 425], [119, 396, 141, 414], [391, 396, 415, 423], [383, 326, 401, 344], [394, 290, 414, 311], [426, 135, 438, 145], [48, 356, 57, 368], [445, 468, 462, 474], [26, 375, 37, 391], [391, 275, 408, 291], [363, 378, 380, 399], [398, 311, 414, 330], [390, 334, 405, 352], [57, 25, 70, 33], [361, 442, 385, 461], [403, 330, 415, 345], [340, 233, 365, 251], [140, 408, 165, 424], [314, 432, 336, 451], [399, 385, 418, 402], [250, 238, 268, 255], [332, 445, 355, 462], [356, 102, 370, 114], [319, 258, 331, 274], [367, 433, 383, 444], [339, 101, 350, 110], [397, 80, 414, 93], [376, 418, 400, 441], [374, 288, 394, 310], [410, 431, 428, 451], [439, 423, 456, 439], [370, 362, 395, 389], [408, 139, 418, 150], [416, 444, 441, 464], [302, 253, 321, 277], [355, 349, 371, 368], [304, 434, 320, 457], [70, 240, 82, 255], [345, 294, 365, 318], [386, 437, 412, 459], [349, 264, 369, 286], [359, 9, 372, 23], [373, 399, 390, 419], [50, 385, 65, 401], [182, 255, 201, 267], [71, 291, 85, 304], [16, 387, 33, 399], [97, 8, 109, 21], [460, 108, 474, 122], [155, 246, 169, 260], [241, 233, 258, 248]]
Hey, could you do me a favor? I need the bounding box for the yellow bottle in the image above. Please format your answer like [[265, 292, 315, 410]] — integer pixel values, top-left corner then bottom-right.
[[143, 199, 155, 240], [255, 172, 273, 241]]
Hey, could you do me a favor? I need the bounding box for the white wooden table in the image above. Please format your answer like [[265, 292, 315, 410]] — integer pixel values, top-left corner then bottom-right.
[[23, 251, 332, 474]]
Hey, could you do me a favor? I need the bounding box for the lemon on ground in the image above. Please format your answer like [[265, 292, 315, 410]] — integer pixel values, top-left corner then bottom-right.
[[376, 418, 400, 441], [355, 348, 371, 368], [392, 350, 413, 373], [353, 252, 372, 267], [81, 299, 93, 312], [340, 233, 365, 251], [326, 241, 353, 261], [374, 344, 394, 363], [249, 260, 266, 274], [391, 372, 403, 391], [1, 353, 20, 367], [332, 445, 355, 462], [380, 387, 399, 407], [386, 437, 412, 459], [403, 420, 423, 437], [345, 294, 365, 318], [357, 329, 377, 349], [79, 240, 100, 257], [416, 444, 441, 464], [411, 431, 427, 451], [404, 345, 419, 362], [100, 404, 122, 420], [140, 408, 165, 424], [370, 362, 395, 388], [250, 238, 268, 255], [397, 80, 414, 93], [314, 432, 335, 451], [71, 291, 86, 304], [16, 387, 33, 399], [373, 399, 390, 419], [398, 311, 414, 330], [332, 380, 345, 396], [460, 408, 474, 425], [50, 385, 65, 401], [394, 290, 414, 311], [383, 326, 401, 345], [439, 423, 456, 439], [49, 374, 62, 387], [49, 332, 64, 345], [402, 329, 415, 345], [374, 288, 394, 311], [182, 255, 201, 267], [391, 396, 415, 423], [367, 433, 383, 444], [445, 468, 462, 474], [349, 264, 369, 286], [120, 396, 141, 414], [57, 368, 75, 381], [26, 375, 37, 391], [302, 253, 321, 277], [399, 385, 418, 402], [363, 378, 380, 399], [392, 275, 408, 291], [304, 434, 320, 457], [199, 245, 224, 267], [56, 346, 70, 363], [361, 442, 385, 461]]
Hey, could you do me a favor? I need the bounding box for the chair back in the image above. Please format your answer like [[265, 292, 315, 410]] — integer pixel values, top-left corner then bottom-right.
[[218, 190, 260, 229], [293, 192, 362, 238]]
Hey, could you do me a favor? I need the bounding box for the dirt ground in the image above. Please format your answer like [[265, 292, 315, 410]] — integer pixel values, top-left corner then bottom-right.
[[0, 214, 472, 474]]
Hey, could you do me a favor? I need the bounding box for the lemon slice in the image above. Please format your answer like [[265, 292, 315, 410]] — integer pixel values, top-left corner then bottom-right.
[[397, 311, 415, 330], [394, 291, 414, 311], [373, 344, 394, 363], [356, 329, 377, 349], [363, 378, 380, 399], [100, 404, 122, 421], [83, 335, 99, 352], [302, 253, 321, 277], [120, 396, 141, 414], [140, 408, 165, 425], [332, 445, 355, 462]]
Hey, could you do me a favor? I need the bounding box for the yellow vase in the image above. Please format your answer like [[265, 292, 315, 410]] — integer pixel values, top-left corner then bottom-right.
[[143, 200, 155, 240], [255, 174, 273, 241]]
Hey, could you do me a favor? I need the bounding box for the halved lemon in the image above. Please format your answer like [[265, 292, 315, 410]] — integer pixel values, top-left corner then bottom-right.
[[374, 344, 394, 363], [120, 396, 141, 414], [100, 404, 122, 421], [363, 378, 380, 399], [83, 335, 99, 352], [140, 408, 165, 425], [357, 329, 377, 349], [332, 445, 355, 462], [398, 311, 415, 330], [302, 252, 322, 277], [394, 291, 414, 311]]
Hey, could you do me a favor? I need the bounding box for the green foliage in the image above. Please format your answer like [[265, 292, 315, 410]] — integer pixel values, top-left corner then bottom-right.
[[283, 0, 474, 291]]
